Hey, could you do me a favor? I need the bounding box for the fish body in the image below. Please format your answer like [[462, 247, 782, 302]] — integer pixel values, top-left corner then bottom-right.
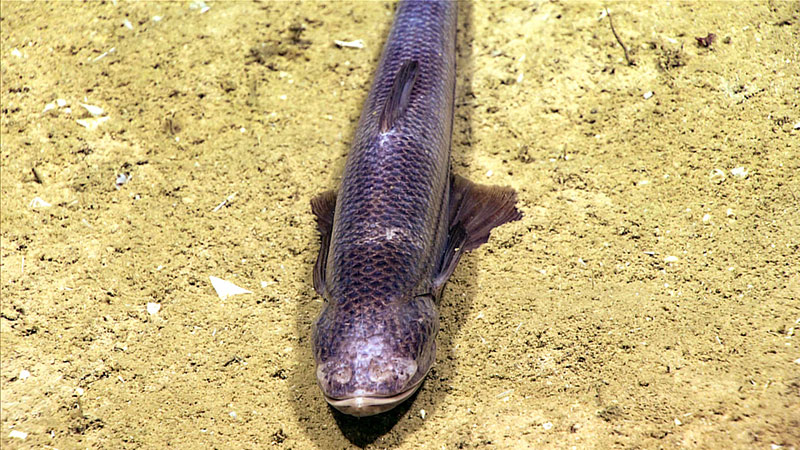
[[311, 0, 521, 417]]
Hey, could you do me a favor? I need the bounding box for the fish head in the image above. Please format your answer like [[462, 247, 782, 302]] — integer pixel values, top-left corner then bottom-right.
[[312, 294, 439, 417]]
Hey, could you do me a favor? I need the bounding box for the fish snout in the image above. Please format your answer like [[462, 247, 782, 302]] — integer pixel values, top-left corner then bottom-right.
[[315, 355, 423, 417], [316, 355, 419, 395]]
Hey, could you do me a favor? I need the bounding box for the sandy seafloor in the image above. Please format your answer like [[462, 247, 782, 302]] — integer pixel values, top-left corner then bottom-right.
[[1, 1, 799, 449]]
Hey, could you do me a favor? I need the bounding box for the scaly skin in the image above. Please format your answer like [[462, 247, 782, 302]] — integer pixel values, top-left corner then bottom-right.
[[313, 0, 457, 416]]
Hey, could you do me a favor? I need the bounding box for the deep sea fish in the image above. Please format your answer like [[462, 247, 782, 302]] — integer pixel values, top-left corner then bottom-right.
[[311, 0, 521, 417]]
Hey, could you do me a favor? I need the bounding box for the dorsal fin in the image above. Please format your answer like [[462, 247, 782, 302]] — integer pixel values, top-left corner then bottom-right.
[[379, 60, 419, 132]]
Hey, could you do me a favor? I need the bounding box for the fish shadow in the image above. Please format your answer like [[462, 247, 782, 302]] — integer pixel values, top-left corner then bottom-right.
[[329, 386, 421, 447], [292, 2, 478, 448]]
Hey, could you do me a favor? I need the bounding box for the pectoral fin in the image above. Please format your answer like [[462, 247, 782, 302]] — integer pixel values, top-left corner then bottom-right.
[[311, 190, 336, 296], [433, 175, 522, 293]]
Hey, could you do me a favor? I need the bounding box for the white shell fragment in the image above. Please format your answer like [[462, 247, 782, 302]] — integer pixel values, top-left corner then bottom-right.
[[335, 39, 365, 49], [212, 192, 238, 212], [115, 173, 131, 189], [730, 166, 748, 178], [91, 47, 116, 62], [664, 255, 679, 263], [190, 0, 210, 13], [123, 19, 133, 30], [76, 116, 110, 130], [9, 430, 28, 440], [44, 98, 69, 113], [643, 91, 654, 100], [80, 103, 105, 116], [29, 197, 52, 208], [710, 168, 726, 183], [11, 48, 23, 58], [702, 213, 711, 223], [19, 369, 31, 380], [146, 302, 161, 315], [210, 276, 252, 300]]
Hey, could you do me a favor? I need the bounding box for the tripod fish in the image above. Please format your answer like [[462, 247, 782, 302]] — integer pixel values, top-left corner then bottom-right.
[[311, 0, 521, 417]]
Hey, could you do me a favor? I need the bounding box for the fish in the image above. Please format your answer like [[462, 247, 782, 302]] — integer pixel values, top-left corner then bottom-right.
[[310, 0, 521, 417]]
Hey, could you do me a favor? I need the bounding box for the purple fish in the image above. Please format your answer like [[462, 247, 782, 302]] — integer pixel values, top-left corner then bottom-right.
[[311, 0, 521, 417]]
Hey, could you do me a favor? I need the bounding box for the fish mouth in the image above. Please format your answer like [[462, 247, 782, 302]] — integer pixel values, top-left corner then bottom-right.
[[322, 378, 425, 417]]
